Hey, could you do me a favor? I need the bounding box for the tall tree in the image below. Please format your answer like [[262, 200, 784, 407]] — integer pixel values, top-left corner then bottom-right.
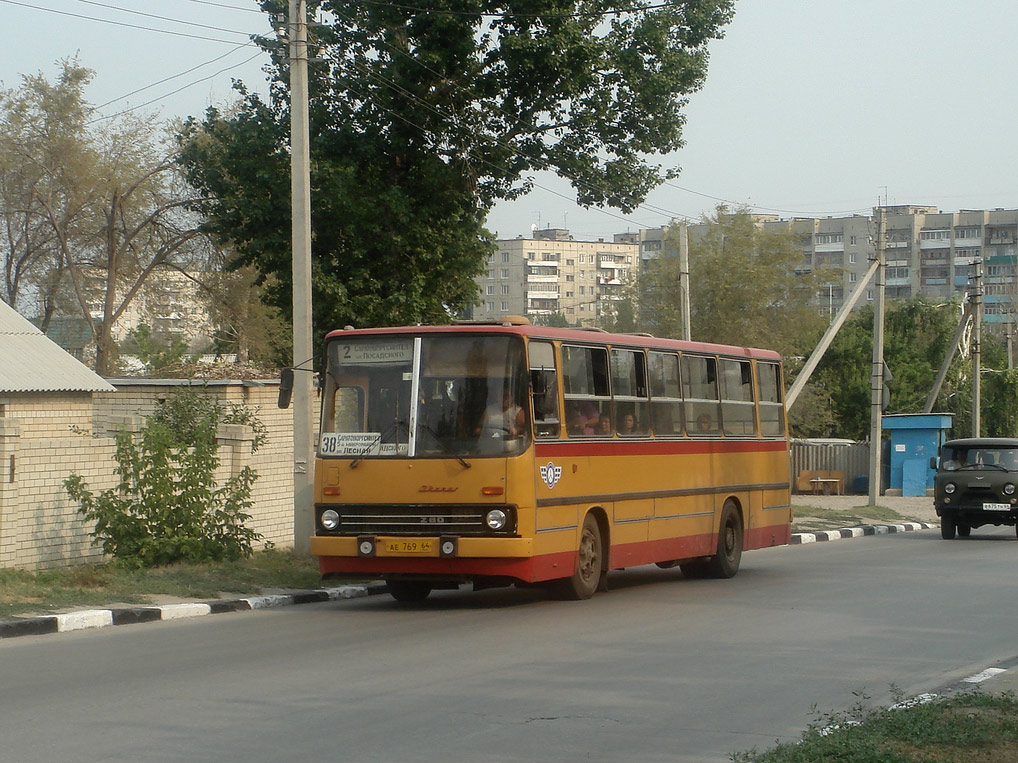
[[178, 0, 735, 343], [2, 61, 212, 375], [638, 207, 830, 356]]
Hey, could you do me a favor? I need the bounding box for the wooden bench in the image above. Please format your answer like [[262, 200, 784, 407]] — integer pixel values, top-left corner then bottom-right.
[[795, 469, 845, 495]]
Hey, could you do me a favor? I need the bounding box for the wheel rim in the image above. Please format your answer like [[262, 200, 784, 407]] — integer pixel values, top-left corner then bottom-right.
[[578, 526, 599, 582], [722, 519, 737, 559]]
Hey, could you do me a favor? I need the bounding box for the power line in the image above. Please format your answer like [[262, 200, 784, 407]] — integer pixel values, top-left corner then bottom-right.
[[353, 0, 689, 19], [71, 0, 258, 36], [87, 51, 263, 123], [0, 0, 256, 45]]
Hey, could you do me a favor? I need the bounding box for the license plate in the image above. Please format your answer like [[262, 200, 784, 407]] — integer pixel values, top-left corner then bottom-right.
[[382, 539, 436, 555], [983, 503, 1012, 511]]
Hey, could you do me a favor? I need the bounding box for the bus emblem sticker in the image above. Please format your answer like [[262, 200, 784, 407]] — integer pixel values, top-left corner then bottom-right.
[[540, 462, 562, 489]]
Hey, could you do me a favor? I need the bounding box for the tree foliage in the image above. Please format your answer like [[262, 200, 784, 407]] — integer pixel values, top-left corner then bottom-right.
[[1, 60, 216, 375], [802, 298, 1017, 440], [638, 207, 829, 357], [177, 0, 735, 344], [65, 390, 265, 568]]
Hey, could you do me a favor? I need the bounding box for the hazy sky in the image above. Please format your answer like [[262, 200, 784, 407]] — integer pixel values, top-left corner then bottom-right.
[[5, 0, 1018, 241]]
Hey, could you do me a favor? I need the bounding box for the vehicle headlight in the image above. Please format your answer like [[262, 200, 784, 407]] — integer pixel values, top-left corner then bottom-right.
[[944, 483, 956, 495], [1005, 483, 1016, 496], [485, 509, 508, 531], [321, 509, 340, 530]]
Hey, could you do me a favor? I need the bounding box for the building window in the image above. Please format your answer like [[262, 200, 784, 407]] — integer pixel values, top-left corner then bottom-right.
[[500, 269, 509, 279], [501, 252, 510, 262], [920, 230, 950, 241], [566, 259, 574, 266], [500, 301, 509, 312], [527, 252, 535, 260], [849, 272, 857, 283], [850, 235, 857, 246], [579, 286, 585, 295], [486, 285, 494, 295], [501, 284, 509, 295], [579, 255, 586, 263], [955, 226, 981, 239], [816, 233, 844, 244], [487, 270, 494, 279], [867, 289, 874, 301], [486, 302, 495, 312]]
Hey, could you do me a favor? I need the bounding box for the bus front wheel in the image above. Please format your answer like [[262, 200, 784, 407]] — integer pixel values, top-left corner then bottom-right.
[[555, 513, 603, 600], [705, 501, 743, 579], [386, 580, 432, 603]]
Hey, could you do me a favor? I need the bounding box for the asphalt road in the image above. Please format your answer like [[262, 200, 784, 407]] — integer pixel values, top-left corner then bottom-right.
[[2, 526, 1016, 762]]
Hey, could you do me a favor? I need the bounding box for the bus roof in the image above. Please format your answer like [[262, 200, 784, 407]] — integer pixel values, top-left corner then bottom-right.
[[323, 322, 782, 361]]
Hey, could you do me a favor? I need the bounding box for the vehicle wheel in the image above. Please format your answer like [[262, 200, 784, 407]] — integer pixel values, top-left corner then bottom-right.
[[940, 514, 957, 540], [957, 523, 971, 538], [386, 580, 432, 603], [555, 513, 603, 600], [705, 501, 743, 579]]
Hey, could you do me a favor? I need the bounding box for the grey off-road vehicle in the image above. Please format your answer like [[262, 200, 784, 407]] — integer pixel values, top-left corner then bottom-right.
[[932, 438, 1018, 540]]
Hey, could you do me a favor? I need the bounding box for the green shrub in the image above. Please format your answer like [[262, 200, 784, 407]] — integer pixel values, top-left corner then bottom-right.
[[65, 390, 264, 568]]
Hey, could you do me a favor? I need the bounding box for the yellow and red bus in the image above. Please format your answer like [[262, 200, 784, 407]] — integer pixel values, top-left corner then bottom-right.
[[309, 318, 791, 601]]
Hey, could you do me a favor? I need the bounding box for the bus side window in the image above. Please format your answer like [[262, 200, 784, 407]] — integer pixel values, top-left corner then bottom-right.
[[720, 359, 754, 436], [562, 344, 610, 437], [648, 351, 683, 436], [529, 341, 560, 438], [757, 361, 785, 436], [682, 354, 721, 435]]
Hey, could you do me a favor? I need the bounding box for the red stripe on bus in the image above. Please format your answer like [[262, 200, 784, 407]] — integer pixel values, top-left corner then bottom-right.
[[535, 439, 788, 458], [318, 551, 575, 584]]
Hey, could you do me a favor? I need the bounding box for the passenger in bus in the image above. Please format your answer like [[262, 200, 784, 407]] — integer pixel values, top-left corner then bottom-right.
[[596, 415, 612, 436], [618, 412, 636, 435]]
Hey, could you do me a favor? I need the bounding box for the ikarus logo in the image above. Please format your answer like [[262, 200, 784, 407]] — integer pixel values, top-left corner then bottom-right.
[[540, 462, 562, 489]]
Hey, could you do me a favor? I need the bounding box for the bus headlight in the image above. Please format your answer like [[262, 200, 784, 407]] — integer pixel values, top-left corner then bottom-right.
[[1005, 483, 1016, 496], [944, 483, 956, 495], [485, 509, 508, 531], [321, 509, 340, 531]]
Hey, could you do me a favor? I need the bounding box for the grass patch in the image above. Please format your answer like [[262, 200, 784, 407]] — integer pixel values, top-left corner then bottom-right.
[[0, 549, 322, 620], [792, 504, 910, 532], [733, 691, 1018, 762]]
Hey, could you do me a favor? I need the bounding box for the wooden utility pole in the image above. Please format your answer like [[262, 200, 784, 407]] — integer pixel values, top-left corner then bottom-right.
[[290, 0, 314, 554], [867, 207, 886, 507]]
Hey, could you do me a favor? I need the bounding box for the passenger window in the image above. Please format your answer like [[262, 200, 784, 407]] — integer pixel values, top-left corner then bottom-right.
[[682, 355, 721, 435], [563, 345, 610, 437], [611, 349, 648, 436], [720, 359, 755, 436], [757, 362, 784, 436], [648, 352, 683, 436], [529, 341, 560, 438]]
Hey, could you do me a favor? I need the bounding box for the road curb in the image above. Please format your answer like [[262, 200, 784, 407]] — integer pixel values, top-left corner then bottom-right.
[[0, 582, 389, 641], [791, 521, 934, 544]]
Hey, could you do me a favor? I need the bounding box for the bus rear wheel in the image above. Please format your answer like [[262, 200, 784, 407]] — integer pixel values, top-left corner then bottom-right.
[[555, 513, 602, 600], [386, 580, 432, 603], [705, 501, 743, 579]]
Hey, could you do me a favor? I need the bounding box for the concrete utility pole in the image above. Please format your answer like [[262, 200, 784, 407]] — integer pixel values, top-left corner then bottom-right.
[[867, 208, 886, 507], [290, 0, 314, 554], [677, 223, 691, 341], [972, 257, 983, 437]]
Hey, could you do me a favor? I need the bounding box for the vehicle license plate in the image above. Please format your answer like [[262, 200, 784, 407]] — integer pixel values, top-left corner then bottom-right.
[[982, 503, 1011, 511], [382, 539, 436, 555]]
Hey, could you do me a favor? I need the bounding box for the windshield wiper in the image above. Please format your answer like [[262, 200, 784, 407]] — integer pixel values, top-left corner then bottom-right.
[[419, 423, 471, 469], [350, 419, 405, 469]]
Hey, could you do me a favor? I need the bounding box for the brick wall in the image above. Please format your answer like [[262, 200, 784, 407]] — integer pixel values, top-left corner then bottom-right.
[[1, 380, 298, 570]]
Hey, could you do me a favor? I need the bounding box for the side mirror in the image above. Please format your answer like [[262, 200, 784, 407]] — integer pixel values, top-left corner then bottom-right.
[[929, 456, 938, 470], [278, 368, 294, 409]]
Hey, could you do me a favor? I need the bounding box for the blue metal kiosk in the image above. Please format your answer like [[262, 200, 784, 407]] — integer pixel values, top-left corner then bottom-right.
[[882, 413, 954, 496]]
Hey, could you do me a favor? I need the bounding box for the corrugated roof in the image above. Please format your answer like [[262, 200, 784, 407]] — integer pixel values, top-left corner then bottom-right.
[[0, 302, 115, 393]]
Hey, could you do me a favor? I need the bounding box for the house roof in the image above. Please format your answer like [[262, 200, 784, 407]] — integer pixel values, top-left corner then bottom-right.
[[0, 302, 114, 393]]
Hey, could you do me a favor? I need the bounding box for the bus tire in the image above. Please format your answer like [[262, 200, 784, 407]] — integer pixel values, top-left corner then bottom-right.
[[940, 514, 956, 540], [957, 523, 971, 538], [555, 513, 603, 600], [705, 501, 743, 579], [386, 580, 432, 603]]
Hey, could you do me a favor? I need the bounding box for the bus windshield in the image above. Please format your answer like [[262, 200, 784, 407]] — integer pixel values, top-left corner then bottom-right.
[[321, 334, 530, 459]]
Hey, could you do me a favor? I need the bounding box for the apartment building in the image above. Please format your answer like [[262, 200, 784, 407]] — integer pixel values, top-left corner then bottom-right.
[[474, 228, 639, 326], [634, 206, 1018, 326]]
